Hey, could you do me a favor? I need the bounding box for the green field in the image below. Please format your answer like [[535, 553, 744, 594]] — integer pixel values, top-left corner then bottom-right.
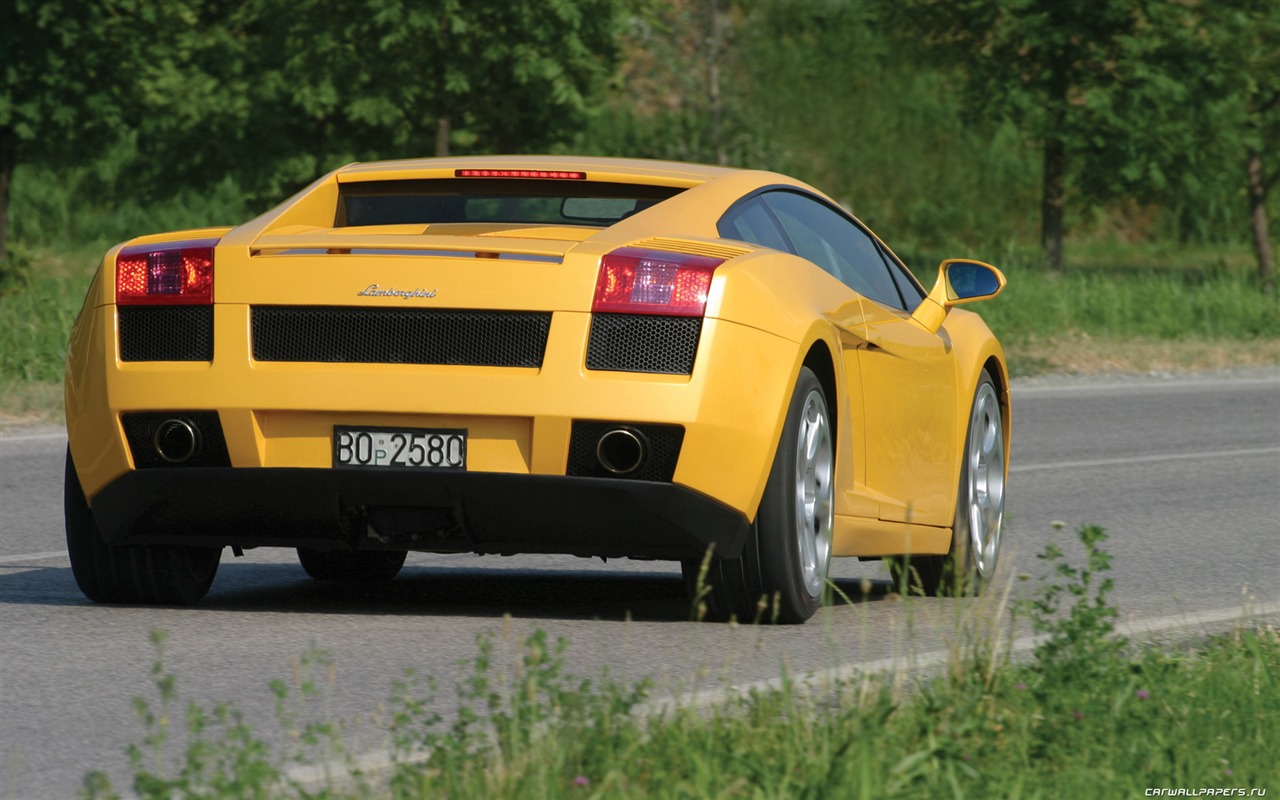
[[6, 0, 1279, 424], [5, 236, 1276, 425], [3, 163, 1276, 423]]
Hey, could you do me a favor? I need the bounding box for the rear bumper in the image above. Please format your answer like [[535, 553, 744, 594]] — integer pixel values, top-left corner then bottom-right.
[[89, 466, 751, 560], [66, 302, 801, 522]]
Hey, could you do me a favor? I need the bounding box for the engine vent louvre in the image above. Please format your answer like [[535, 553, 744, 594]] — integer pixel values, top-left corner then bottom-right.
[[119, 306, 214, 362], [586, 314, 701, 375], [251, 306, 551, 367], [629, 237, 752, 261]]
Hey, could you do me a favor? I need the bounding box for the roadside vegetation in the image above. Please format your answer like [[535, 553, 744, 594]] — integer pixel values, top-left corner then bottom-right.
[[3, 178, 1276, 424], [79, 526, 1279, 799], [4, 6, 1275, 795], [3, 1, 1278, 423]]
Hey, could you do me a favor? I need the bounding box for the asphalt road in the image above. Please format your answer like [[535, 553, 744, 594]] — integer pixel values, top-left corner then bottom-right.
[[2, 371, 1278, 798]]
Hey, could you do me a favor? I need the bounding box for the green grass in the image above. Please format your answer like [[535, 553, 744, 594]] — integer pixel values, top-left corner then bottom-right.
[[981, 267, 1280, 343], [78, 527, 1279, 799], [0, 272, 85, 386], [899, 235, 1279, 345], [3, 164, 1276, 424], [5, 244, 1277, 423], [8, 165, 256, 255]]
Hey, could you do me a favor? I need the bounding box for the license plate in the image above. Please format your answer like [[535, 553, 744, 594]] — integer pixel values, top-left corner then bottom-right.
[[333, 426, 467, 469]]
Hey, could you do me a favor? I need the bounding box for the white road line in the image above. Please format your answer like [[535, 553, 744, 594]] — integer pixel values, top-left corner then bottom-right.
[[641, 599, 1280, 717], [0, 550, 68, 564], [1011, 446, 1280, 474], [0, 431, 66, 443]]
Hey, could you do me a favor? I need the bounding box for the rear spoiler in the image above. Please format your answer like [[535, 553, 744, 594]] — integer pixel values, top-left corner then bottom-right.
[[250, 233, 568, 263]]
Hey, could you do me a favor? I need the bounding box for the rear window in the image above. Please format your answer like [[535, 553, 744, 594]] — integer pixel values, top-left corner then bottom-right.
[[337, 179, 684, 227]]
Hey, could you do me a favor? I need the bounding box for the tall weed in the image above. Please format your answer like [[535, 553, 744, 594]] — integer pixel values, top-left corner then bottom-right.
[[10, 165, 257, 255], [82, 527, 1279, 798], [0, 273, 83, 385], [978, 267, 1279, 343]]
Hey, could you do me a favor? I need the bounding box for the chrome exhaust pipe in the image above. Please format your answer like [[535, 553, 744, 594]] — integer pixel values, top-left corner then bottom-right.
[[153, 417, 200, 464], [596, 427, 648, 476]]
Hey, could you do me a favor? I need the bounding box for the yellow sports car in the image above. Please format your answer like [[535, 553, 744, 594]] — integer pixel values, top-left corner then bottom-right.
[[64, 156, 1008, 623]]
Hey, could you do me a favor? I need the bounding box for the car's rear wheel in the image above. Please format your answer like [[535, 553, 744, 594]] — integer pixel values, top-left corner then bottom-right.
[[296, 548, 407, 582], [889, 369, 1005, 596], [683, 367, 833, 624], [65, 448, 220, 605]]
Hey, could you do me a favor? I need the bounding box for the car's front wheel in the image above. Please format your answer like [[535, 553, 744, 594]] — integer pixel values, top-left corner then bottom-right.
[[684, 367, 834, 624], [296, 548, 407, 582], [65, 448, 221, 604], [889, 369, 1005, 596]]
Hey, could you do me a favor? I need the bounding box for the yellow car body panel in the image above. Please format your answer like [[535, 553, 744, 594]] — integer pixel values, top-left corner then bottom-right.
[[63, 155, 1009, 605], [67, 298, 796, 516]]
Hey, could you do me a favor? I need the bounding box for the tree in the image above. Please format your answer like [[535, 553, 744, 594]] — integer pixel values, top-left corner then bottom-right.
[[0, 0, 195, 276], [885, 0, 1279, 283], [579, 0, 757, 167], [1, 0, 632, 278], [244, 0, 626, 170], [1194, 0, 1279, 290], [884, 0, 1156, 271], [1080, 0, 1278, 288], [119, 0, 632, 207]]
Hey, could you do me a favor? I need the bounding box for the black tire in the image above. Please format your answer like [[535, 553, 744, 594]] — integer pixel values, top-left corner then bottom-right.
[[65, 448, 220, 605], [296, 548, 407, 582], [888, 369, 1005, 597], [886, 549, 947, 598], [683, 367, 834, 624]]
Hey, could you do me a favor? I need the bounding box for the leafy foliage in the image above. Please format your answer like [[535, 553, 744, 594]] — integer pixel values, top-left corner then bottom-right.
[[4, 0, 1278, 289], [1019, 524, 1128, 725], [880, 0, 1279, 278], [0, 0, 201, 280], [195, 0, 629, 196], [0, 0, 631, 275], [81, 535, 1280, 798]]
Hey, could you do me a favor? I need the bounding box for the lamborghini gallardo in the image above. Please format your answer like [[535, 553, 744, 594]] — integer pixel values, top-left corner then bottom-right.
[[64, 156, 1009, 623]]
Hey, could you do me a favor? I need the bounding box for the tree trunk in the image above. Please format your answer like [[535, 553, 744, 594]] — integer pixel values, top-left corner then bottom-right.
[[0, 127, 12, 281], [1246, 145, 1274, 292], [1041, 136, 1066, 272], [708, 0, 725, 166], [435, 114, 451, 158]]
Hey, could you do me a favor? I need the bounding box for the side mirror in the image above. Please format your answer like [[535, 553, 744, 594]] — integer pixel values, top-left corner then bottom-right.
[[932, 259, 1006, 306], [912, 259, 1006, 333]]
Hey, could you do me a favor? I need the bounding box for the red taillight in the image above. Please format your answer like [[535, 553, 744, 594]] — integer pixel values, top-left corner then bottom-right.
[[592, 248, 723, 317], [116, 239, 218, 305], [455, 168, 586, 180]]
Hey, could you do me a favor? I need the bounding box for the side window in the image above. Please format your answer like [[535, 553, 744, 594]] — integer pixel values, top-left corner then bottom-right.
[[760, 191, 906, 310], [878, 242, 926, 311], [718, 197, 791, 252]]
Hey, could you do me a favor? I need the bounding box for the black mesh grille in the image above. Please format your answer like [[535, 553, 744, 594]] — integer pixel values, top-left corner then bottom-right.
[[122, 412, 231, 469], [119, 306, 213, 362], [252, 306, 551, 367], [566, 422, 684, 482], [586, 314, 701, 375]]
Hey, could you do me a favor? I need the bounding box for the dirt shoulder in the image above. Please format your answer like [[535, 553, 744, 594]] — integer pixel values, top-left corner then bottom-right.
[[1006, 334, 1280, 377]]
